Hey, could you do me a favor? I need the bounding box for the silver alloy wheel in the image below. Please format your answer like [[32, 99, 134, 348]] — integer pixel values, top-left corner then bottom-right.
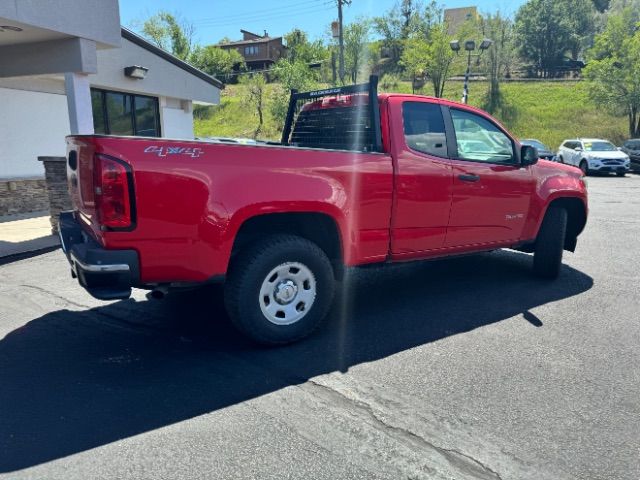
[[259, 262, 316, 325]]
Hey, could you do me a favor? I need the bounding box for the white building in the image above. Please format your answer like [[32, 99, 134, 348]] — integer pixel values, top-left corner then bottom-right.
[[0, 1, 222, 214]]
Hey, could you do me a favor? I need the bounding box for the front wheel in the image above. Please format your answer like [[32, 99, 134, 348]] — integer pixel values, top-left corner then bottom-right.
[[579, 160, 589, 176], [533, 207, 568, 279], [616, 171, 626, 177], [224, 235, 335, 345]]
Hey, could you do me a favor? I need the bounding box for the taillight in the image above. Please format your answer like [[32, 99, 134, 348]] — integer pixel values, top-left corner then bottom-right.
[[93, 154, 134, 230]]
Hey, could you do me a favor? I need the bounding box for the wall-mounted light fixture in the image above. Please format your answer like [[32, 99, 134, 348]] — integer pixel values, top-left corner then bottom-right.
[[124, 65, 149, 79], [0, 25, 24, 32]]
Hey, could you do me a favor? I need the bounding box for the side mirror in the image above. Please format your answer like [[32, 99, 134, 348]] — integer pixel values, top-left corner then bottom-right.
[[575, 146, 583, 152], [521, 145, 538, 166]]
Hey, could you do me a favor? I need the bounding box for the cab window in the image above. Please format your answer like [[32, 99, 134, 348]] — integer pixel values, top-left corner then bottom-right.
[[402, 102, 447, 157], [450, 109, 515, 163]]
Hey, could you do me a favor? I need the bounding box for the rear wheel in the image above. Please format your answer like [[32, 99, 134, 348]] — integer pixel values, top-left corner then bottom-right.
[[224, 235, 335, 345], [533, 207, 568, 279], [579, 160, 589, 176], [558, 156, 564, 164]]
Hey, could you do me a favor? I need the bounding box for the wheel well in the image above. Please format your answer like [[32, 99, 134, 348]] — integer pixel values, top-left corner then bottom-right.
[[232, 212, 343, 275], [547, 197, 587, 252]]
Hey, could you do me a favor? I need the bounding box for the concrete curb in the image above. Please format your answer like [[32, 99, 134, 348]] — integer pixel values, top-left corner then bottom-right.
[[0, 235, 60, 260]]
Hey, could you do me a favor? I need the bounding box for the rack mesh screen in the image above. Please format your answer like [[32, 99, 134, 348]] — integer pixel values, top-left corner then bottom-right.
[[286, 95, 375, 152]]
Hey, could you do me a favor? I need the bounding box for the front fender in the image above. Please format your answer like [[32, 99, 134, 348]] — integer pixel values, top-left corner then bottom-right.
[[522, 162, 588, 241]]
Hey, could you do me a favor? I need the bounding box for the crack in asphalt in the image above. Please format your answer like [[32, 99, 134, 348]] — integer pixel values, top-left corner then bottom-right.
[[17, 284, 92, 309], [304, 380, 503, 480], [246, 402, 387, 479], [16, 284, 175, 338]]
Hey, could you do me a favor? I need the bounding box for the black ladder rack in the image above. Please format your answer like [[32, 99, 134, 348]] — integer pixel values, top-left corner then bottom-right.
[[280, 75, 383, 153]]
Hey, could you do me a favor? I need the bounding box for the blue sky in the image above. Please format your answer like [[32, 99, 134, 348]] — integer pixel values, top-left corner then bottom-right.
[[120, 0, 527, 45]]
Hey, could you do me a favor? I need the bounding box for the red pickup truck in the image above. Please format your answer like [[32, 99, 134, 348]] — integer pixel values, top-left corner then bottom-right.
[[60, 78, 587, 344]]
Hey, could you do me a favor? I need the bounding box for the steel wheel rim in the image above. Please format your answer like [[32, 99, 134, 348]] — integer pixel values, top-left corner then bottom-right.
[[259, 262, 316, 326]]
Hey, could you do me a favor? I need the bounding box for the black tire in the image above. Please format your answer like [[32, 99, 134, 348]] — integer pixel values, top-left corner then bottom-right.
[[616, 171, 626, 177], [533, 207, 568, 279], [579, 160, 589, 176], [224, 235, 335, 345], [558, 156, 564, 164]]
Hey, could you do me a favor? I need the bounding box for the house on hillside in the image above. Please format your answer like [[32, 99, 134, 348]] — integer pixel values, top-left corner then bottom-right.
[[218, 30, 286, 72]]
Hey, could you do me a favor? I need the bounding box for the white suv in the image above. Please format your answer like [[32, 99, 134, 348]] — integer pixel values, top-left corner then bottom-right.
[[557, 138, 631, 176]]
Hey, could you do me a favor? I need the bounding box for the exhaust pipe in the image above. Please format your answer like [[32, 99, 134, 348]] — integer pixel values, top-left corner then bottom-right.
[[149, 285, 169, 300]]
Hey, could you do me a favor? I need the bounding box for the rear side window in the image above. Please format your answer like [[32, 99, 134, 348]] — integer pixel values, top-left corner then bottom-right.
[[290, 104, 374, 151], [402, 102, 447, 157]]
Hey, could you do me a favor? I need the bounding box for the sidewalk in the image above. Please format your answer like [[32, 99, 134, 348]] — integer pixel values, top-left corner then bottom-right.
[[0, 211, 60, 259]]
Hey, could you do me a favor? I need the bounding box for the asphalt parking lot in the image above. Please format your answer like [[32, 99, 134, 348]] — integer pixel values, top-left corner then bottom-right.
[[1, 174, 638, 480]]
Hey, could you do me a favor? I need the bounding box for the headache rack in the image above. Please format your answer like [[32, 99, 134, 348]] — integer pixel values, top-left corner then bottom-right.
[[280, 75, 383, 153]]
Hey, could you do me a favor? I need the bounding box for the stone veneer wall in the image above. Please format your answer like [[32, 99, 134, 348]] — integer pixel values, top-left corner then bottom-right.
[[0, 178, 49, 216], [38, 156, 72, 234]]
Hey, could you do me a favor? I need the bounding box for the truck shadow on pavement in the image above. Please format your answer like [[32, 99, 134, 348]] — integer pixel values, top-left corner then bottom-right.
[[0, 250, 593, 472]]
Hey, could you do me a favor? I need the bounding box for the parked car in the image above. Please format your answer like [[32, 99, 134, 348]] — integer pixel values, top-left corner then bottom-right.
[[60, 78, 588, 345], [521, 139, 555, 160], [620, 138, 640, 172], [557, 138, 631, 176]]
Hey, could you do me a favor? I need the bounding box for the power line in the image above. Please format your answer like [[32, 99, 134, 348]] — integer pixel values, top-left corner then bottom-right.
[[193, 0, 326, 24], [195, 4, 334, 29], [195, 3, 334, 28]]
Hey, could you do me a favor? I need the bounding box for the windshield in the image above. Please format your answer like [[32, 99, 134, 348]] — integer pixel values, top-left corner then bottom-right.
[[523, 140, 547, 151], [625, 141, 640, 150], [583, 141, 616, 151]]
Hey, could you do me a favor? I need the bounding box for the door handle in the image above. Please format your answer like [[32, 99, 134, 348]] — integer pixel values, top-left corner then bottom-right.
[[458, 174, 480, 182]]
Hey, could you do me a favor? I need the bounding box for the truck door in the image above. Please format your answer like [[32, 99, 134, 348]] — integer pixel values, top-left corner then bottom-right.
[[443, 106, 536, 247], [389, 98, 453, 256]]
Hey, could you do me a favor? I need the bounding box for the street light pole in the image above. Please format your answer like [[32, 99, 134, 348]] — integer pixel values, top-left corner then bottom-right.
[[462, 49, 472, 104], [450, 38, 493, 105]]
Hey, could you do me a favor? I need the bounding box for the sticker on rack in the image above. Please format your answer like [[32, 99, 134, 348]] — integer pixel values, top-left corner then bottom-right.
[[144, 146, 204, 158]]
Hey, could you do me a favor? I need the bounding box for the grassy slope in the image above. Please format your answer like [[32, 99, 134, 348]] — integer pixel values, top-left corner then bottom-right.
[[195, 80, 628, 150]]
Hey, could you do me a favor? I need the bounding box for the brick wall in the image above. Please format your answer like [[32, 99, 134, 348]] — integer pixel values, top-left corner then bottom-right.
[[0, 178, 49, 216], [39, 157, 72, 234]]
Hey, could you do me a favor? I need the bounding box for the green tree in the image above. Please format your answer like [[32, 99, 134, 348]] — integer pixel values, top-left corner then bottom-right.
[[284, 29, 327, 64], [270, 59, 321, 130], [141, 11, 194, 60], [374, 1, 442, 69], [584, 7, 640, 136], [400, 23, 455, 97], [343, 19, 371, 83], [591, 0, 611, 12], [189, 46, 245, 80], [374, 4, 404, 67], [565, 0, 597, 61], [240, 73, 268, 138], [515, 0, 596, 76], [479, 13, 520, 113]]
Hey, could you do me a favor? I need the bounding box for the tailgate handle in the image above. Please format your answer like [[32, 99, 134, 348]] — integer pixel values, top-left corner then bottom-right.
[[458, 174, 480, 182]]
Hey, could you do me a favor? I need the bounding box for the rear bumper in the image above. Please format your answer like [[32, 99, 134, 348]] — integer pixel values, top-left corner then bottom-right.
[[59, 211, 139, 300]]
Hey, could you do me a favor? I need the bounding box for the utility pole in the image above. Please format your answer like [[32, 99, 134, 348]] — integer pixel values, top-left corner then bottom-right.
[[337, 0, 345, 85]]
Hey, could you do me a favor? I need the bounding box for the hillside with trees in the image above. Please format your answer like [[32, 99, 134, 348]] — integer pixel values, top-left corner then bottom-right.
[[135, 0, 639, 146]]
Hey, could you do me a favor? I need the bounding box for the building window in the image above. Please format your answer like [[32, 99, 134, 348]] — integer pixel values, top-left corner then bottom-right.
[[244, 45, 259, 56], [91, 88, 160, 137]]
